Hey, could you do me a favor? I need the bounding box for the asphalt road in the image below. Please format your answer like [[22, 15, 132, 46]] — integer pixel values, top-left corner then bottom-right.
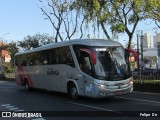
[[0, 80, 160, 120]]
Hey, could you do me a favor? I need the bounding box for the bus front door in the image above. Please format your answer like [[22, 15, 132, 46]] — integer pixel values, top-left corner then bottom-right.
[[78, 50, 95, 96]]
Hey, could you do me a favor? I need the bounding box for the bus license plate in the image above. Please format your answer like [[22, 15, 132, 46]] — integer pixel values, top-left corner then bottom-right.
[[116, 91, 123, 95]]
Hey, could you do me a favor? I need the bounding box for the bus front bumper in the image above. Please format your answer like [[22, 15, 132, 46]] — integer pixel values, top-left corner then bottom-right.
[[91, 78, 133, 98], [96, 84, 133, 98]]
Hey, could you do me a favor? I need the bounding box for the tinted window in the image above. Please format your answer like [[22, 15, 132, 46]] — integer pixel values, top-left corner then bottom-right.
[[57, 46, 75, 67], [15, 46, 75, 67]]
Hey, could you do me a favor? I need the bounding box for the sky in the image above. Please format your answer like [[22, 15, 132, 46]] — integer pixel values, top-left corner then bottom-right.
[[0, 0, 53, 42], [0, 0, 159, 48]]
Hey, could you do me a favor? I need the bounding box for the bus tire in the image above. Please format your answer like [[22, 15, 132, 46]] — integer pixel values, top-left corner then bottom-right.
[[68, 83, 79, 99]]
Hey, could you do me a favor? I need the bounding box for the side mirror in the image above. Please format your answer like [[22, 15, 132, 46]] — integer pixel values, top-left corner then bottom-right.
[[125, 48, 138, 62]]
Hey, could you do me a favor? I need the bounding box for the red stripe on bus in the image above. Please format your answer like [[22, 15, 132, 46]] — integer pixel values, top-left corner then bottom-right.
[[17, 64, 33, 87], [17, 64, 25, 85], [25, 69, 33, 87], [18, 64, 25, 85]]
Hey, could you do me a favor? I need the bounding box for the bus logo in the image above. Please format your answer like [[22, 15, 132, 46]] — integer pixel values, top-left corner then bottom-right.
[[47, 68, 59, 75]]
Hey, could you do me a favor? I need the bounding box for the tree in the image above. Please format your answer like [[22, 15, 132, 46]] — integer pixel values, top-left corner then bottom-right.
[[18, 33, 54, 50], [39, 0, 85, 42], [72, 0, 147, 48], [0, 41, 18, 74], [0, 41, 9, 64], [72, 0, 111, 39], [144, 0, 160, 28], [7, 42, 19, 65], [124, 41, 136, 49], [3, 62, 15, 73]]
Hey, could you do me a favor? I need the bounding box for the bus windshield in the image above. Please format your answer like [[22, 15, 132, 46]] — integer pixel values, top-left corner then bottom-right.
[[74, 45, 131, 81], [93, 47, 131, 81]]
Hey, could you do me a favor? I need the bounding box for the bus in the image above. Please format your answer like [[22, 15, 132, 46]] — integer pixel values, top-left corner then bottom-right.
[[15, 39, 133, 98]]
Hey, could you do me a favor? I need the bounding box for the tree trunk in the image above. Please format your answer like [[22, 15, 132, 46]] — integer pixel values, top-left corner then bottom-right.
[[127, 34, 133, 49], [100, 21, 111, 40]]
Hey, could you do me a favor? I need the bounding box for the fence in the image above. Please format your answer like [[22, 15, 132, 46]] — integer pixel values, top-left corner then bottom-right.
[[5, 73, 15, 79], [133, 71, 160, 85], [141, 72, 160, 80], [133, 71, 160, 80]]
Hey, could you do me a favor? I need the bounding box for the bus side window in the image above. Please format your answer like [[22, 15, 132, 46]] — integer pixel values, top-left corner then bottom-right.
[[44, 59, 48, 64], [66, 52, 75, 67], [36, 52, 42, 65], [41, 50, 49, 65], [55, 49, 59, 64], [43, 55, 49, 65], [29, 57, 34, 65], [58, 46, 75, 67]]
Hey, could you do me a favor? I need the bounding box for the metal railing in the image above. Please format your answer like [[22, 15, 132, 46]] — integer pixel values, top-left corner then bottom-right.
[[5, 73, 15, 79], [134, 71, 160, 80]]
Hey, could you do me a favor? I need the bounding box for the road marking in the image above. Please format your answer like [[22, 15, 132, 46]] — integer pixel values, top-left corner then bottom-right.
[[1, 103, 46, 120], [1, 104, 25, 112], [115, 96, 160, 104], [9, 107, 19, 110], [68, 101, 121, 113], [32, 118, 45, 120], [14, 109, 25, 112], [1, 104, 11, 107], [5, 106, 15, 108]]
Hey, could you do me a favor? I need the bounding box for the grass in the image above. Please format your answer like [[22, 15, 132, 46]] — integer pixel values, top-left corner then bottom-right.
[[134, 80, 160, 84]]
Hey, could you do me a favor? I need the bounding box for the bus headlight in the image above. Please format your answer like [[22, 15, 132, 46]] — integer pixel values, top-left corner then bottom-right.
[[100, 84, 105, 88], [130, 79, 133, 84]]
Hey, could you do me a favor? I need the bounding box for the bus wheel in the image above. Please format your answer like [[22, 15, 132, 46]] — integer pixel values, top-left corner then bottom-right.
[[68, 83, 79, 99], [25, 80, 31, 91]]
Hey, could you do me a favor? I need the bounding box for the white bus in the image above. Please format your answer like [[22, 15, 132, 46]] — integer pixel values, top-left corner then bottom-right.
[[15, 39, 133, 98]]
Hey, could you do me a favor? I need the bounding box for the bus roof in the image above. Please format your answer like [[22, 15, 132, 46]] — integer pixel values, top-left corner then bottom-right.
[[15, 39, 122, 56]]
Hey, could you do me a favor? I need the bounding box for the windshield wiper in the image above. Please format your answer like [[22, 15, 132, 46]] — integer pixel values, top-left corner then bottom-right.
[[113, 58, 126, 78]]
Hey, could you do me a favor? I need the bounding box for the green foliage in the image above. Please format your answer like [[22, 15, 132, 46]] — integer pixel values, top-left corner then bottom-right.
[[93, 0, 101, 12], [3, 62, 15, 73], [18, 33, 54, 50], [144, 0, 160, 28], [111, 23, 126, 33], [7, 42, 19, 64], [72, 0, 146, 47], [39, 0, 160, 48]]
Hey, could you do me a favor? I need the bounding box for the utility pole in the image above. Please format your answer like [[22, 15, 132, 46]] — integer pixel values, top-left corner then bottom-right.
[[140, 31, 144, 70], [137, 34, 140, 78]]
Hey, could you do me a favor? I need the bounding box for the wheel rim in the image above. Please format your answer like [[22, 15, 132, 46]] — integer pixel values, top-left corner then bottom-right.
[[25, 83, 29, 90], [71, 87, 77, 97]]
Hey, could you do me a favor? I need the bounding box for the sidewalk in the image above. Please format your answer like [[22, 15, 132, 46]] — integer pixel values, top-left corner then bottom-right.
[[0, 78, 15, 82]]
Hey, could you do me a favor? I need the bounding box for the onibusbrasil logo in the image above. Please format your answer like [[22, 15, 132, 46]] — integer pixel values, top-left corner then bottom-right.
[[1, 112, 42, 118]]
